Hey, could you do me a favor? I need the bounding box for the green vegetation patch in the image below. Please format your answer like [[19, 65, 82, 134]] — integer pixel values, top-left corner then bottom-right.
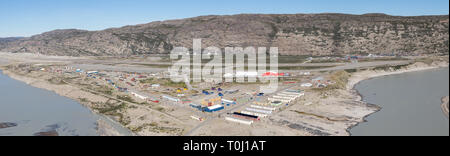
[[95, 102, 127, 114], [117, 95, 136, 103], [415, 58, 434, 65], [95, 85, 114, 95], [330, 71, 350, 89], [47, 77, 68, 85], [130, 122, 183, 134], [278, 65, 336, 70], [344, 69, 358, 73], [140, 78, 187, 88], [135, 64, 172, 68], [373, 63, 412, 71]]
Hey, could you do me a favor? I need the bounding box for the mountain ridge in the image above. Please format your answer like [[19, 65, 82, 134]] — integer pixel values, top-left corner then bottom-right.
[[0, 13, 448, 56]]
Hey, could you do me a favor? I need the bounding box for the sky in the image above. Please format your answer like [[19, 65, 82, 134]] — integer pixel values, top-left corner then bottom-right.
[[0, 0, 448, 37]]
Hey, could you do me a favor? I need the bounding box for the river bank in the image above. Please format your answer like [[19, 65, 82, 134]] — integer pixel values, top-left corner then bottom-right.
[[347, 61, 449, 135], [347, 61, 449, 92], [347, 61, 448, 105], [0, 69, 133, 136]]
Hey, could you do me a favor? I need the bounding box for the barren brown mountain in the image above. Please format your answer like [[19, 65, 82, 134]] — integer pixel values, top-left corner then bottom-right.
[[0, 13, 448, 56]]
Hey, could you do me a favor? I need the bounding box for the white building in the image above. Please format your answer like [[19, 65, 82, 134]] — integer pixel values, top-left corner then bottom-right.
[[224, 72, 258, 78], [131, 92, 148, 100], [299, 72, 311, 76], [301, 83, 313, 87], [236, 71, 258, 78], [225, 117, 253, 125], [224, 73, 234, 78], [151, 84, 160, 88], [245, 108, 272, 114], [163, 95, 180, 102], [87, 71, 99, 74]]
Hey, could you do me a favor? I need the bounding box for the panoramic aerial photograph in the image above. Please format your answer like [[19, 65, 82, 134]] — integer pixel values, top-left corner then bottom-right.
[[0, 0, 448, 140]]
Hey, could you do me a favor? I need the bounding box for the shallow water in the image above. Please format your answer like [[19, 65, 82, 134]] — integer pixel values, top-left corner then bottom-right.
[[351, 67, 449, 136], [0, 70, 132, 136]]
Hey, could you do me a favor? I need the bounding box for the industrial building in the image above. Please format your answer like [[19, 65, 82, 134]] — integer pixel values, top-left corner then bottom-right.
[[87, 71, 99, 75], [301, 83, 313, 87], [204, 105, 225, 113], [163, 95, 180, 102], [250, 105, 276, 111], [151, 84, 160, 88], [190, 103, 202, 110], [225, 117, 253, 125], [190, 103, 224, 113], [245, 108, 272, 114], [268, 89, 305, 105], [240, 111, 268, 118], [268, 98, 292, 103], [202, 97, 222, 106], [232, 112, 260, 121], [131, 91, 149, 100], [222, 99, 237, 105], [270, 101, 283, 107]]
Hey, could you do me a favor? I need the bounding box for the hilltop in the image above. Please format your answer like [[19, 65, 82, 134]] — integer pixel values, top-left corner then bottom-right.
[[0, 13, 448, 56]]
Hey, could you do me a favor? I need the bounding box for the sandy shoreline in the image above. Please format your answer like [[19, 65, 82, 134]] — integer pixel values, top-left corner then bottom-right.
[[347, 62, 449, 92]]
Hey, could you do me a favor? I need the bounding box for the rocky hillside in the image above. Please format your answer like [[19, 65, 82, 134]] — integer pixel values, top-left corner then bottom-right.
[[0, 37, 24, 44], [0, 13, 448, 56]]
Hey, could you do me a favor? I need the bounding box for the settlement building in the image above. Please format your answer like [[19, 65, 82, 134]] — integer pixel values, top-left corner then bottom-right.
[[131, 92, 148, 100], [225, 117, 253, 125], [204, 105, 225, 113]]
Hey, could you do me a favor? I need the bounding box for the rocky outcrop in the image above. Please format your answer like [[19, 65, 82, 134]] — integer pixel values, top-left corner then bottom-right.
[[0, 122, 18, 129], [442, 96, 449, 118], [33, 130, 59, 136], [0, 13, 448, 56]]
